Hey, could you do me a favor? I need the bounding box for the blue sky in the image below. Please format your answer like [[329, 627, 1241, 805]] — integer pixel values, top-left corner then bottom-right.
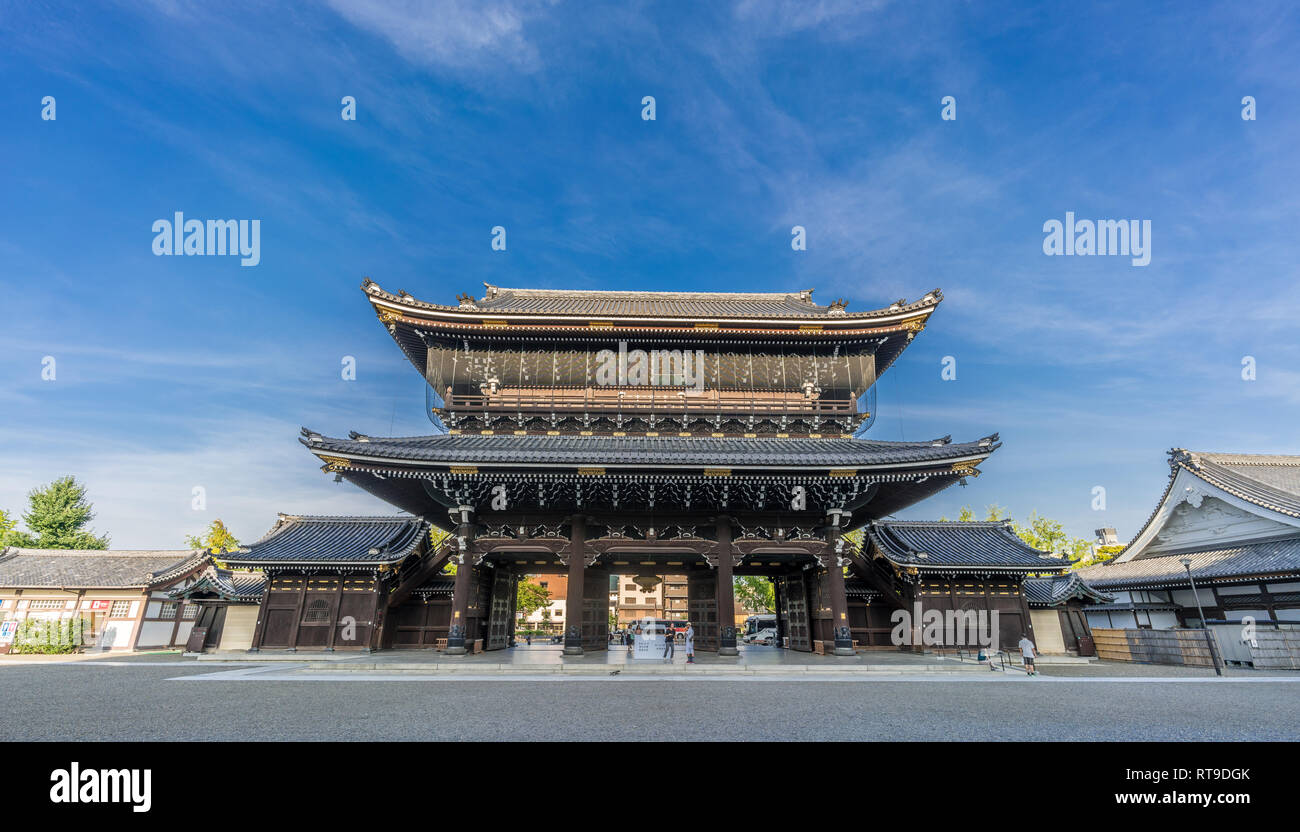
[[2, 0, 1298, 549]]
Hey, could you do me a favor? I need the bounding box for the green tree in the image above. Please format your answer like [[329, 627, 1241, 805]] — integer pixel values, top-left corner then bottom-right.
[[734, 576, 775, 613], [1011, 511, 1093, 563], [185, 518, 241, 553], [942, 504, 1006, 522], [0, 507, 17, 547], [1070, 543, 1123, 570], [515, 578, 552, 619], [11, 476, 109, 549]]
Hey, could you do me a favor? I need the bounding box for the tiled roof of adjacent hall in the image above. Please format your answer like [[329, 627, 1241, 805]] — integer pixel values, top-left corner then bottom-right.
[[865, 520, 1070, 572], [1078, 539, 1300, 589], [1109, 449, 1300, 565], [1021, 572, 1114, 607], [0, 547, 206, 589], [300, 430, 1000, 470], [221, 514, 430, 567], [1169, 449, 1300, 518], [362, 278, 944, 321]]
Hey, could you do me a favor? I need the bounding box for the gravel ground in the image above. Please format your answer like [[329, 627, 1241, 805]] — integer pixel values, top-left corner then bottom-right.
[[1, 662, 1297, 741]]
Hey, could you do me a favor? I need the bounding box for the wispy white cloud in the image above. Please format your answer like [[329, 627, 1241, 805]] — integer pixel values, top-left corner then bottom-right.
[[322, 0, 553, 73]]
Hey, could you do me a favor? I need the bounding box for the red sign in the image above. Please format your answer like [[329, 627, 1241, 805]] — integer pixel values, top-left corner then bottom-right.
[[89, 600, 110, 611]]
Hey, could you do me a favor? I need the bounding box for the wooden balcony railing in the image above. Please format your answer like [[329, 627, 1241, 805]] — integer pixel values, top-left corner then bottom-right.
[[443, 385, 859, 416]]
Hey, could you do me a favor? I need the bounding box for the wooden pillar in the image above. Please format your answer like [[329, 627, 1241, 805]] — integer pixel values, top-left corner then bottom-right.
[[716, 517, 738, 656], [563, 515, 587, 656], [508, 570, 518, 648], [825, 509, 855, 656], [326, 576, 345, 651], [286, 574, 307, 652], [774, 578, 786, 645], [445, 506, 475, 655]]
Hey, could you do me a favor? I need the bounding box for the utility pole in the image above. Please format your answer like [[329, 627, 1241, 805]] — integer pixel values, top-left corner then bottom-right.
[[1181, 557, 1222, 676]]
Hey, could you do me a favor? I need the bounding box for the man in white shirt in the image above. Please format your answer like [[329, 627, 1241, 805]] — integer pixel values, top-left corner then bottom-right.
[[1018, 634, 1038, 676]]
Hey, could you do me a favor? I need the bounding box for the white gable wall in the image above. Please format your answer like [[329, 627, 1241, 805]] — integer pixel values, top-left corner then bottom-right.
[[1119, 467, 1300, 562]]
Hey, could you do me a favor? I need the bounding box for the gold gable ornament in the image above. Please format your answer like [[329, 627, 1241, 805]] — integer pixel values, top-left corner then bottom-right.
[[951, 461, 982, 478]]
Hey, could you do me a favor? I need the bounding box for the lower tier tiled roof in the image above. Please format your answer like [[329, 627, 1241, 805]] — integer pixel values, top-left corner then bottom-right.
[[1022, 573, 1114, 607], [1078, 537, 1300, 589], [301, 430, 999, 470], [170, 566, 267, 602]]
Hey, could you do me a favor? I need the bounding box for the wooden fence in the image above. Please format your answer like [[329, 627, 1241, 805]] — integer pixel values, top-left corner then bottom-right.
[[1091, 628, 1217, 667], [1093, 626, 1300, 669], [1248, 629, 1300, 670]]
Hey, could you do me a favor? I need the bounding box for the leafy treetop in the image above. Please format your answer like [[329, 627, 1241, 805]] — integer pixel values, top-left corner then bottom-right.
[[185, 519, 241, 554], [515, 578, 552, 618], [0, 507, 17, 548], [734, 575, 775, 613], [8, 476, 109, 550], [943, 504, 1102, 569]]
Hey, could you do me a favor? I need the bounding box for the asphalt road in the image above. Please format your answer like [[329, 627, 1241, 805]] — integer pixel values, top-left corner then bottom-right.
[[2, 661, 1298, 741]]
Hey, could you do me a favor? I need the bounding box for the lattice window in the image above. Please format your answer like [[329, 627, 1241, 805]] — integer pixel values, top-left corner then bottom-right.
[[109, 601, 131, 618], [181, 604, 200, 620], [303, 599, 331, 624], [28, 599, 66, 610], [157, 602, 178, 620]]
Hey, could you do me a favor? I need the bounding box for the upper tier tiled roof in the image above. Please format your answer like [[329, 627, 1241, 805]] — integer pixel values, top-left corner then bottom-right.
[[1171, 450, 1300, 518], [222, 514, 430, 567], [363, 279, 943, 321], [1079, 538, 1300, 589], [301, 430, 1000, 470], [0, 548, 205, 589], [866, 520, 1070, 572], [478, 285, 827, 317], [1022, 573, 1114, 607]]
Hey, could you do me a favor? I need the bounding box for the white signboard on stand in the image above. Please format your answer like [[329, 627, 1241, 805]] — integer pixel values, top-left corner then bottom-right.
[[631, 618, 664, 660]]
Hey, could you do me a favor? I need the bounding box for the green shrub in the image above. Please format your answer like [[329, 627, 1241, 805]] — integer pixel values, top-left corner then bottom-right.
[[11, 617, 87, 654]]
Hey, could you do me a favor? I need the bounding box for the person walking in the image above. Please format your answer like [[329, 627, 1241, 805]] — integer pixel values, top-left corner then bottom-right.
[[662, 622, 675, 662], [625, 627, 633, 654], [685, 622, 695, 664], [1018, 634, 1038, 676]]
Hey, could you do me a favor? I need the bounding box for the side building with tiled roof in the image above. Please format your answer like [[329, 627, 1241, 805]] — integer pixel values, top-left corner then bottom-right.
[[853, 520, 1111, 655], [216, 514, 448, 652], [0, 547, 210, 652], [1078, 449, 1300, 630]]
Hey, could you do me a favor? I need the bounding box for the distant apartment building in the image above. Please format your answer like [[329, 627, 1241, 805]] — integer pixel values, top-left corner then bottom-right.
[[610, 574, 688, 625], [663, 576, 688, 620]]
